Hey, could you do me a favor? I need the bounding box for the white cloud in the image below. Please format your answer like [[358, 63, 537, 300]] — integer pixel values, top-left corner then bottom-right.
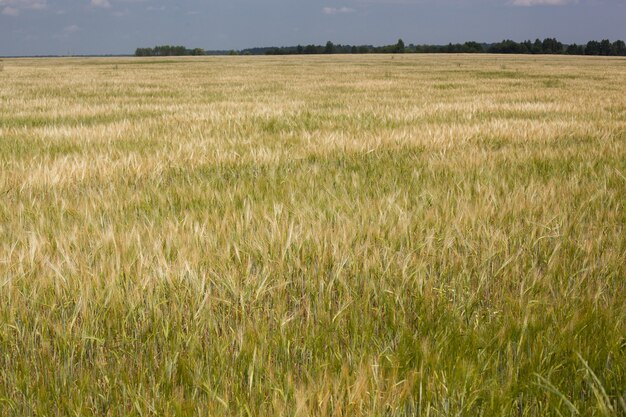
[[0, 0, 47, 16], [511, 0, 574, 5], [2, 5, 19, 15], [91, 0, 111, 8], [322, 6, 355, 14], [64, 24, 80, 33]]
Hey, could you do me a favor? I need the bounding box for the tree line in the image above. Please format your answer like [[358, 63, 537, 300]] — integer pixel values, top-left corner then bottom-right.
[[259, 39, 626, 56], [136, 38, 626, 57], [135, 45, 206, 56], [486, 38, 625, 55]]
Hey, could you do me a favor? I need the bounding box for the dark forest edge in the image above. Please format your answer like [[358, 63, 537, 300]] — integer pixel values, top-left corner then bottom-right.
[[136, 38, 626, 57]]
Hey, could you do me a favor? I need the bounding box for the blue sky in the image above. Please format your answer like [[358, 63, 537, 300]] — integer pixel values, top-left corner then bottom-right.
[[1, 0, 625, 55]]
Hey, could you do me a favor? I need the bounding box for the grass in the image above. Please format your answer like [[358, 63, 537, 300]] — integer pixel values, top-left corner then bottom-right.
[[0, 54, 625, 416]]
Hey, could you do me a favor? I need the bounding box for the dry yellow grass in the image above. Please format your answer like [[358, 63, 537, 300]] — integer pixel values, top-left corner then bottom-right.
[[1, 54, 625, 416]]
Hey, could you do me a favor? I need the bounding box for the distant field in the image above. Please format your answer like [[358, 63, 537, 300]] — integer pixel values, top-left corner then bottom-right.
[[1, 55, 625, 416]]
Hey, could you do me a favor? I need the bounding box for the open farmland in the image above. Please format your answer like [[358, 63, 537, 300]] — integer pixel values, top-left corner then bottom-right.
[[0, 54, 625, 416]]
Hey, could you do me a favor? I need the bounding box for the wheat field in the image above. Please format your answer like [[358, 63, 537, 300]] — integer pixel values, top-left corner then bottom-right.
[[0, 54, 625, 416]]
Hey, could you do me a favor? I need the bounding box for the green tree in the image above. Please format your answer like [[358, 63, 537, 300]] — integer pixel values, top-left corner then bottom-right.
[[585, 40, 600, 55], [324, 41, 335, 54], [566, 44, 583, 55], [394, 39, 405, 53], [599, 39, 612, 55], [464, 42, 484, 53], [612, 40, 626, 56], [542, 38, 563, 54], [135, 48, 154, 57]]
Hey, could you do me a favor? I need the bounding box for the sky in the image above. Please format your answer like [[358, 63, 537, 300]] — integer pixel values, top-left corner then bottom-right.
[[0, 0, 625, 56]]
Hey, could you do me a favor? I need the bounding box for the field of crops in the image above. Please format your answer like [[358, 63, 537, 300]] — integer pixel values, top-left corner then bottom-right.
[[1, 54, 625, 416]]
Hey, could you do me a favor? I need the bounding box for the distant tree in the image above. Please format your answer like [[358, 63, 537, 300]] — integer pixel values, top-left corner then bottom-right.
[[135, 48, 153, 57], [517, 41, 530, 54], [566, 44, 583, 55], [133, 37, 625, 57], [464, 42, 484, 53], [442, 43, 456, 53], [542, 38, 563, 54], [599, 39, 612, 55], [489, 39, 525, 54], [394, 39, 405, 53], [585, 40, 600, 55], [612, 40, 626, 56], [135, 45, 205, 57], [334, 43, 347, 54], [521, 40, 533, 53]]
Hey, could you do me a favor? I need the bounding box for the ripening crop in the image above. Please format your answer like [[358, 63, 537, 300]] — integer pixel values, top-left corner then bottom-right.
[[0, 54, 625, 416]]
